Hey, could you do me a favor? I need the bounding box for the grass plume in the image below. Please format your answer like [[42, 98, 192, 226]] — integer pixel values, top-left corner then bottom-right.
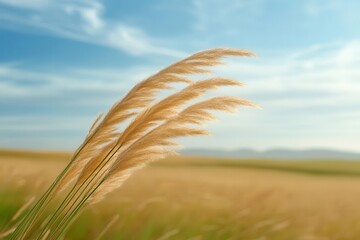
[[9, 48, 256, 240]]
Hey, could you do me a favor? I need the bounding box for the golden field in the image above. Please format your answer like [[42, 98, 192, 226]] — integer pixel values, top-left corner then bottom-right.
[[1, 150, 360, 239]]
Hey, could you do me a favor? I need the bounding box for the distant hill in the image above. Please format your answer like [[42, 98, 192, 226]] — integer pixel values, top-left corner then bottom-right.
[[181, 148, 360, 160]]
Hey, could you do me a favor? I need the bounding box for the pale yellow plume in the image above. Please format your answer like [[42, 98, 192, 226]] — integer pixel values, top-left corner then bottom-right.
[[87, 95, 256, 204], [56, 48, 253, 192]]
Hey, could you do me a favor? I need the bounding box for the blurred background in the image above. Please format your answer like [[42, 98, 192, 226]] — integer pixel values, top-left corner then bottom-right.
[[1, 1, 360, 239]]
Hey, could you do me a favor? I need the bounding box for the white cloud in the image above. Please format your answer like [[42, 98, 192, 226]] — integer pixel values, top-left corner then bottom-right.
[[106, 25, 184, 57], [0, 0, 48, 10], [0, 63, 160, 100], [215, 40, 360, 96], [64, 2, 104, 33], [197, 41, 360, 151], [0, 0, 183, 57], [1, 40, 360, 151]]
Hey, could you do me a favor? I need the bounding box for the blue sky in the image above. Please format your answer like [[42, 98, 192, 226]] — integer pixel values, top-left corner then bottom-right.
[[0, 0, 360, 152]]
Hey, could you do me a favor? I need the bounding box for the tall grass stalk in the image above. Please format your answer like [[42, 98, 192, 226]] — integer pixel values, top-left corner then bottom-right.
[[9, 48, 257, 240]]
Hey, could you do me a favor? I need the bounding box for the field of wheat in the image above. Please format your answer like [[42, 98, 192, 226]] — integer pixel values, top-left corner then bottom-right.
[[2, 150, 360, 240]]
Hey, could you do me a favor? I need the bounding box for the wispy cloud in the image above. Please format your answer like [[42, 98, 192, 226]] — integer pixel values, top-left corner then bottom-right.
[[217, 40, 360, 106], [1, 0, 360, 151], [1, 41, 360, 151], [191, 0, 262, 32], [0, 62, 158, 101], [0, 0, 184, 57], [188, 41, 360, 151], [0, 0, 48, 10], [0, 62, 160, 150]]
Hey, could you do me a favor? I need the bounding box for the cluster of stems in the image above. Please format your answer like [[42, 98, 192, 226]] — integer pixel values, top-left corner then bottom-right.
[[9, 130, 121, 240]]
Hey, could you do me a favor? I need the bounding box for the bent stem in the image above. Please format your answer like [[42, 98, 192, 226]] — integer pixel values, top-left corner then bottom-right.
[[11, 129, 98, 240], [48, 179, 106, 239], [36, 143, 122, 239]]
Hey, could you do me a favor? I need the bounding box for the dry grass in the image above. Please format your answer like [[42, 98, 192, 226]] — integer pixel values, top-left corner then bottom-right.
[[2, 151, 360, 239], [3, 48, 257, 239]]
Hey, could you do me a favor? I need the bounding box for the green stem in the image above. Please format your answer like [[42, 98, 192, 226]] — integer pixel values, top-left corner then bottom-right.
[[49, 180, 105, 240], [11, 130, 98, 240], [11, 161, 71, 240], [36, 142, 122, 239]]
